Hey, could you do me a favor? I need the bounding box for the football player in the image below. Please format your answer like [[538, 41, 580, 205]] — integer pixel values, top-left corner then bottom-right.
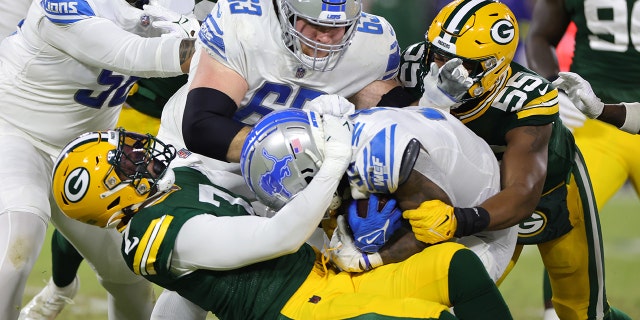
[[313, 105, 517, 284], [398, 1, 630, 319], [51, 114, 513, 319], [526, 0, 640, 318], [155, 0, 409, 203], [0, 0, 199, 318]]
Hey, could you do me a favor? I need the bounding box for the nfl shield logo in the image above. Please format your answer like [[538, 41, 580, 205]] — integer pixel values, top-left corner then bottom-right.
[[295, 66, 306, 78]]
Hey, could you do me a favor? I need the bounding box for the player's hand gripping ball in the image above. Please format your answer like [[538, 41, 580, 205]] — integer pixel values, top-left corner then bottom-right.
[[347, 193, 402, 253]]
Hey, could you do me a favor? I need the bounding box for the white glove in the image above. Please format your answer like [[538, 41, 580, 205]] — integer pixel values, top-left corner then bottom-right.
[[557, 90, 587, 131], [143, 2, 200, 39], [320, 114, 353, 176], [304, 94, 355, 117], [553, 72, 604, 118], [329, 215, 383, 272], [419, 59, 472, 110]]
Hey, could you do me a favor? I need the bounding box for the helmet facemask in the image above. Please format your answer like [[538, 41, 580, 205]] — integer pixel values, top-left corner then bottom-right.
[[277, 0, 362, 71], [52, 129, 176, 229], [106, 130, 176, 196]]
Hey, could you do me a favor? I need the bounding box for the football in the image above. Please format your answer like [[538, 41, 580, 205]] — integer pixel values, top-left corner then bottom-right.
[[355, 194, 393, 218]]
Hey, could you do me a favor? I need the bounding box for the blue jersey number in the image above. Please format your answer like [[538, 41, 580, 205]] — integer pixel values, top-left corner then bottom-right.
[[75, 70, 138, 109], [233, 82, 325, 121], [357, 14, 383, 35], [229, 0, 262, 15]]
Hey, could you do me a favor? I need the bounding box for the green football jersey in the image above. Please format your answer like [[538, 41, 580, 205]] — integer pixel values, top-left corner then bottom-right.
[[121, 167, 316, 319], [400, 42, 576, 243], [565, 0, 640, 103]]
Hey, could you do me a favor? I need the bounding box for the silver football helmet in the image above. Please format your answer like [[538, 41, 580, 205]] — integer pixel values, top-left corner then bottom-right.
[[276, 0, 362, 71], [240, 109, 325, 210]]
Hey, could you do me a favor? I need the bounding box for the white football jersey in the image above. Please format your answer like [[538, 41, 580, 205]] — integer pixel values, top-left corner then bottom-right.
[[158, 0, 399, 180], [0, 0, 184, 155], [348, 107, 516, 282], [0, 0, 30, 39]]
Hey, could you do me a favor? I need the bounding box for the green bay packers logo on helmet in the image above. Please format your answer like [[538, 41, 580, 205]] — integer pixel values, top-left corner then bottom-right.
[[64, 167, 90, 203], [491, 19, 515, 45]]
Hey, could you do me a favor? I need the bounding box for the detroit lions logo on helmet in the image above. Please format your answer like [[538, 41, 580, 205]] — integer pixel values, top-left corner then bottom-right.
[[64, 167, 90, 203], [259, 149, 294, 199]]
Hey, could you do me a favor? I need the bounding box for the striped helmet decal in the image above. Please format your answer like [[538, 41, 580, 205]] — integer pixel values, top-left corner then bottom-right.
[[438, 0, 492, 45]]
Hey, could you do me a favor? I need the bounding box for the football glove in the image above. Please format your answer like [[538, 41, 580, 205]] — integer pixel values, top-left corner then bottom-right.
[[329, 215, 383, 272], [553, 72, 604, 119], [304, 94, 355, 117], [143, 1, 200, 39], [320, 114, 353, 177], [347, 195, 402, 253], [402, 199, 457, 245], [419, 59, 472, 110]]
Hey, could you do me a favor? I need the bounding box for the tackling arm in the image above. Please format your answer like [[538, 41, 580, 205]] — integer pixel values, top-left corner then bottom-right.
[[376, 168, 453, 264], [482, 125, 551, 230], [524, 0, 572, 80], [182, 48, 250, 162], [41, 17, 191, 77]]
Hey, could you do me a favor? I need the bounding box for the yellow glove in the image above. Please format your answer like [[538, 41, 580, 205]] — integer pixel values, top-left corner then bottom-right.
[[402, 200, 457, 244]]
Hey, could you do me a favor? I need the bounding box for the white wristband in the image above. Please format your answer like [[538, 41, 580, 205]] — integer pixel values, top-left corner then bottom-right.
[[621, 102, 640, 134]]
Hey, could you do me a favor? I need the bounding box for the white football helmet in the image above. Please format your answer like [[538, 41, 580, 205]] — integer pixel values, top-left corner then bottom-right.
[[240, 109, 325, 210], [276, 0, 362, 71]]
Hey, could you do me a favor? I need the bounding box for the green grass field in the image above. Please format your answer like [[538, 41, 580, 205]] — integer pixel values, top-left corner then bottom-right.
[[24, 190, 640, 319]]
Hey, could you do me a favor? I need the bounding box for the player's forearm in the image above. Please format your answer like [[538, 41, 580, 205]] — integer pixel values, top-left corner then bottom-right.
[[482, 186, 542, 230], [179, 39, 196, 73], [599, 102, 640, 134], [42, 18, 186, 77]]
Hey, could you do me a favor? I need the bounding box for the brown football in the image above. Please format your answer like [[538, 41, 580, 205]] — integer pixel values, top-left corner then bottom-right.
[[356, 195, 392, 218]]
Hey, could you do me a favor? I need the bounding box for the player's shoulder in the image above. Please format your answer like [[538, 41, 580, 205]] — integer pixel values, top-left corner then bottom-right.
[[199, 0, 272, 60], [347, 12, 400, 80], [401, 41, 427, 63], [492, 62, 558, 116], [40, 0, 98, 25]]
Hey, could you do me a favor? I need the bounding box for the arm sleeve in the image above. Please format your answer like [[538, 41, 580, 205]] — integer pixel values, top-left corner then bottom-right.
[[40, 17, 183, 77], [171, 165, 342, 271]]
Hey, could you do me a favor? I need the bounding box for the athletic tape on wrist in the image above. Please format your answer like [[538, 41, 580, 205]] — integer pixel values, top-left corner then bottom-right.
[[621, 102, 640, 134]]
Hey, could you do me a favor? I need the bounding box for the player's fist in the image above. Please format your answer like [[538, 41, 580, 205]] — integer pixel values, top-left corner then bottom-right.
[[402, 199, 457, 244], [347, 194, 402, 253], [304, 94, 355, 117]]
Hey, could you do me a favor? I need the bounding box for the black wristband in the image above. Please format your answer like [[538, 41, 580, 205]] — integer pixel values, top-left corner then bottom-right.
[[453, 206, 490, 237], [377, 86, 417, 107]]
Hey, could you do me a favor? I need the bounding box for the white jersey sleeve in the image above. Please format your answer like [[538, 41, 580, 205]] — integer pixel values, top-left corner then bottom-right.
[[39, 0, 183, 77], [0, 0, 184, 153], [170, 161, 342, 272]]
